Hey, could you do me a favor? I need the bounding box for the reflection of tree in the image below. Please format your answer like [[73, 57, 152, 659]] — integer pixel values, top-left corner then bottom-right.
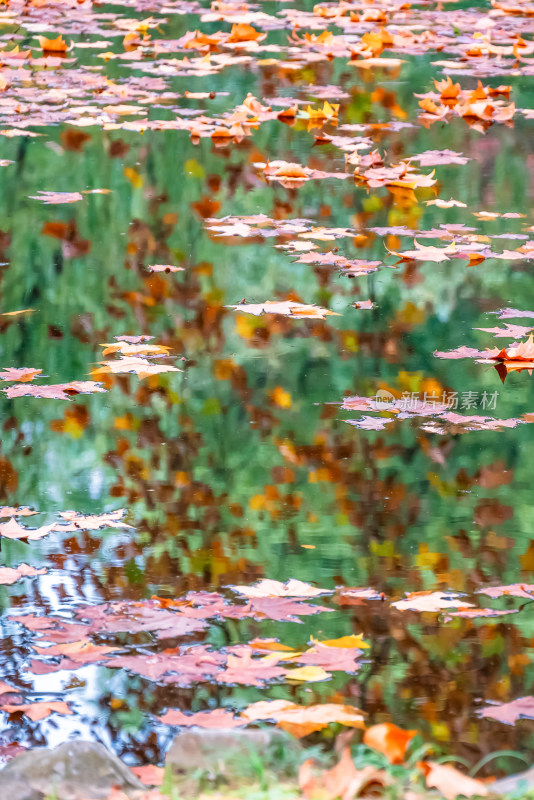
[[0, 60, 533, 768]]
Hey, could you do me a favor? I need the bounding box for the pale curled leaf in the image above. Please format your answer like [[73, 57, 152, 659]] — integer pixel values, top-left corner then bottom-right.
[[226, 300, 339, 320], [230, 578, 331, 598]]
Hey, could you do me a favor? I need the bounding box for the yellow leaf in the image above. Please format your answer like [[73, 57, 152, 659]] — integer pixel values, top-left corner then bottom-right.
[[38, 34, 67, 53], [286, 665, 331, 683], [249, 638, 295, 652], [312, 633, 369, 649]]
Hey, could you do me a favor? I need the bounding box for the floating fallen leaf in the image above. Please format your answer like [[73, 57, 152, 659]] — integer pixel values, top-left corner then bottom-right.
[[100, 341, 171, 357], [482, 335, 534, 376], [249, 638, 296, 653], [0, 368, 42, 382], [478, 583, 534, 600], [226, 301, 339, 319], [0, 518, 61, 541], [1, 701, 72, 722], [29, 191, 83, 204], [57, 509, 132, 530], [216, 650, 287, 686], [295, 643, 362, 673], [147, 265, 184, 273], [286, 665, 331, 683], [0, 564, 47, 585], [336, 587, 383, 603], [158, 708, 245, 727], [313, 634, 369, 649], [303, 101, 339, 122], [426, 198, 467, 208], [0, 507, 37, 518], [387, 240, 456, 263], [230, 579, 330, 598], [92, 357, 182, 379], [33, 640, 118, 664], [4, 382, 106, 400], [37, 35, 68, 54], [392, 591, 472, 612], [480, 696, 534, 724], [248, 596, 331, 622], [241, 700, 365, 737], [446, 607, 518, 620]]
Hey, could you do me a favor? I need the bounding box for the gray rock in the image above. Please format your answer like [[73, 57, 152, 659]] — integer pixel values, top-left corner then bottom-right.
[[0, 779, 44, 800], [0, 740, 145, 800], [166, 727, 301, 777]]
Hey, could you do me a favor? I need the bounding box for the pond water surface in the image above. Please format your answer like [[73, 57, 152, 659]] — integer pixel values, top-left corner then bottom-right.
[[0, 0, 533, 776]]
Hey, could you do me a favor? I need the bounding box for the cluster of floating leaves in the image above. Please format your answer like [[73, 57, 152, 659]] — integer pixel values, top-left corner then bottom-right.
[[0, 569, 532, 737], [0, 505, 131, 542]]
